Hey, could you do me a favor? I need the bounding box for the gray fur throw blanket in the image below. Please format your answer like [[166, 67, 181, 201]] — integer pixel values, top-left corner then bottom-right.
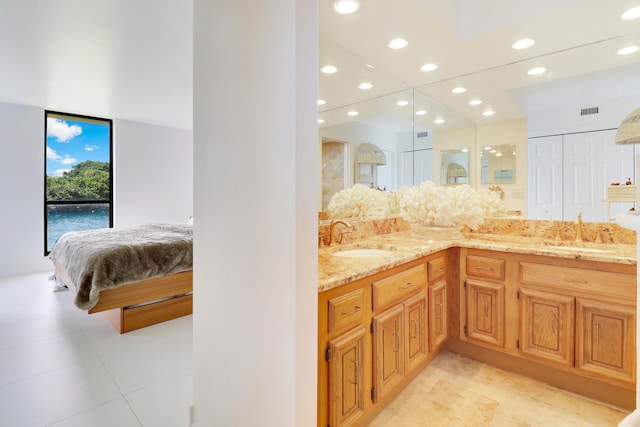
[[49, 223, 193, 310]]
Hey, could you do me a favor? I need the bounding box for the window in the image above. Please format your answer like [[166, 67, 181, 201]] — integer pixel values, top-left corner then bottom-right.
[[44, 111, 113, 254]]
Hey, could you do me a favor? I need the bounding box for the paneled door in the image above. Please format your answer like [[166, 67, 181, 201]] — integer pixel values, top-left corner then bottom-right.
[[528, 135, 563, 219]]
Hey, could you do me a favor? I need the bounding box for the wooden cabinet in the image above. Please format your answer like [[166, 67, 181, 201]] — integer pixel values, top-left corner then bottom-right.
[[372, 304, 404, 402], [429, 280, 447, 351], [405, 291, 428, 372], [466, 279, 505, 347], [328, 326, 366, 427], [576, 298, 635, 384], [519, 287, 574, 367]]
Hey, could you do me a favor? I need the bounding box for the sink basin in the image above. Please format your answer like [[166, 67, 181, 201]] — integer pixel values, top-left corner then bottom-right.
[[332, 248, 396, 258]]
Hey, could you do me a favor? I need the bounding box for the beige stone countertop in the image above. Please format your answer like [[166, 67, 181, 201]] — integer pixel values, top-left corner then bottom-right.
[[318, 231, 637, 293]]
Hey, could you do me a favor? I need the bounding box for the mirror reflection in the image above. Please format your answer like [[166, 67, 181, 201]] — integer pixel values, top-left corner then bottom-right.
[[481, 144, 516, 184], [440, 149, 469, 185]]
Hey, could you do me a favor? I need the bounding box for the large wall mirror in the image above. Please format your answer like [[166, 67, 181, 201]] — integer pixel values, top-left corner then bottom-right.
[[480, 144, 516, 184]]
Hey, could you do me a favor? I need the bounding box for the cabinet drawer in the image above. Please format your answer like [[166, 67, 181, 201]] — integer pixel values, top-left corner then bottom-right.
[[328, 288, 365, 333], [372, 264, 426, 311], [428, 256, 447, 282], [466, 255, 505, 280], [520, 262, 636, 300]]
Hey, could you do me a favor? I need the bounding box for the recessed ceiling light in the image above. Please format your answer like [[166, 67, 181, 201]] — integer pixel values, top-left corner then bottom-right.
[[318, 118, 325, 124], [621, 6, 640, 20], [388, 38, 408, 49], [396, 100, 409, 106], [484, 146, 492, 150], [462, 148, 469, 153], [490, 149, 497, 153], [415, 110, 427, 115], [483, 110, 496, 116], [512, 38, 535, 50], [420, 63, 438, 72], [496, 152, 503, 157], [317, 99, 326, 105], [333, 0, 360, 14], [358, 82, 373, 90], [452, 87, 467, 94], [320, 65, 338, 74], [617, 45, 639, 56], [468, 99, 482, 106], [527, 66, 547, 75], [434, 117, 445, 124], [347, 111, 359, 116]]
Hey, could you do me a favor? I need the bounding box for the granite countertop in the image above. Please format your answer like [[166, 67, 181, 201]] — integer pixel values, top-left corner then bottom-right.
[[318, 231, 637, 293]]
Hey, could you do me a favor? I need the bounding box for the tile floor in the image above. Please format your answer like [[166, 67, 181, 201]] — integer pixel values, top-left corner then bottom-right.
[[370, 350, 631, 427], [0, 273, 192, 427], [0, 273, 632, 426]]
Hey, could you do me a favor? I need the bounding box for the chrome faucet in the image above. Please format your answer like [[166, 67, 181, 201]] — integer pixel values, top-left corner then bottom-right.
[[575, 213, 583, 242], [324, 220, 352, 246]]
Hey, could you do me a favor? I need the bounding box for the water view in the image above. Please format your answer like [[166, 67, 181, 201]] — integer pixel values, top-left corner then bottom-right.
[[47, 203, 110, 252]]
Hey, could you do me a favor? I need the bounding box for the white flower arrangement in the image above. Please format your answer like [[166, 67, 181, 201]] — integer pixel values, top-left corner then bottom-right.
[[328, 181, 506, 230], [328, 183, 396, 219], [397, 181, 484, 229]]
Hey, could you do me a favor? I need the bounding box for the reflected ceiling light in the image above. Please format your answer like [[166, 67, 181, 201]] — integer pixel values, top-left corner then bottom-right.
[[396, 100, 409, 106], [420, 63, 438, 72], [388, 38, 408, 49], [347, 111, 359, 116], [621, 6, 640, 20], [617, 45, 639, 56], [317, 99, 326, 105], [527, 66, 547, 75], [434, 117, 445, 124], [483, 110, 495, 116], [462, 148, 469, 153], [452, 87, 467, 94], [320, 65, 338, 74], [333, 0, 360, 14], [490, 149, 497, 153], [512, 38, 535, 50], [415, 110, 427, 115], [358, 82, 373, 90], [496, 152, 503, 157], [318, 118, 325, 124], [468, 99, 482, 106], [366, 64, 376, 69]]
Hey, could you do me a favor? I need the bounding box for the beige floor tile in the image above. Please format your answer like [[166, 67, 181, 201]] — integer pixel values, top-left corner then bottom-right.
[[369, 351, 630, 427]]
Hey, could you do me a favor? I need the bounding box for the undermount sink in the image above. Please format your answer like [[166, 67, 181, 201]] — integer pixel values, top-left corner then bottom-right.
[[332, 248, 396, 258]]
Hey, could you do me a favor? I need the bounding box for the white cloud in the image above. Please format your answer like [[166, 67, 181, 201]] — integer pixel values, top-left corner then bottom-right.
[[47, 118, 82, 142], [46, 145, 61, 161], [85, 144, 99, 151], [60, 155, 77, 165], [54, 169, 70, 177]]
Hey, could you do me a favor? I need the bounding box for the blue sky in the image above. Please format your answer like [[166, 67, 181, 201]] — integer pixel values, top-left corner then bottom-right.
[[46, 117, 110, 177]]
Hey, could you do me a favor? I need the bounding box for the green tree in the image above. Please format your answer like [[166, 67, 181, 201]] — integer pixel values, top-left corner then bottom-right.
[[47, 161, 110, 201]]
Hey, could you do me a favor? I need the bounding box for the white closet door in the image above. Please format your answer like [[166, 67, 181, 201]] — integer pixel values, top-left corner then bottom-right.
[[528, 135, 563, 219], [413, 148, 433, 185], [563, 130, 634, 222], [402, 151, 414, 187]]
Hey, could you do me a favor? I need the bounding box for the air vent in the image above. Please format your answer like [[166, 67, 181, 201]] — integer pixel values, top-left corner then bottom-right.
[[580, 107, 599, 116], [417, 131, 429, 138]]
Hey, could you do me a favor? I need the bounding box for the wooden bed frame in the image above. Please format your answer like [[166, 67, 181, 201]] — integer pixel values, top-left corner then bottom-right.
[[54, 260, 193, 333]]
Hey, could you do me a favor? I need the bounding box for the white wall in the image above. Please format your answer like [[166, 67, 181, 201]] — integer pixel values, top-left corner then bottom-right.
[[114, 119, 193, 227], [192, 0, 317, 425], [0, 101, 194, 279]]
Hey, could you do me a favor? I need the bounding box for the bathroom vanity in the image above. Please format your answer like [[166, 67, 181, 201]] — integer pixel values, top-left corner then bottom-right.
[[317, 219, 637, 427]]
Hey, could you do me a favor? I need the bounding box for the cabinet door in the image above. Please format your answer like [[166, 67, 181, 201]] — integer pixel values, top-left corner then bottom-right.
[[466, 280, 504, 347], [372, 304, 404, 402], [404, 291, 427, 373], [429, 280, 447, 351], [519, 288, 574, 367], [576, 298, 635, 384], [328, 326, 366, 427]]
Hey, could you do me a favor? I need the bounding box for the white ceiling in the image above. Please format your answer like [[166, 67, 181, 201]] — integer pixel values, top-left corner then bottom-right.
[[318, 0, 640, 130], [0, 1, 638, 132]]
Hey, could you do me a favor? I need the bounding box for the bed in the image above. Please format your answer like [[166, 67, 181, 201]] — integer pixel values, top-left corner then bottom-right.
[[49, 223, 193, 333]]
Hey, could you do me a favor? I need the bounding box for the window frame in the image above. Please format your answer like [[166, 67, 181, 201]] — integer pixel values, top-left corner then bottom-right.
[[44, 110, 114, 255]]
